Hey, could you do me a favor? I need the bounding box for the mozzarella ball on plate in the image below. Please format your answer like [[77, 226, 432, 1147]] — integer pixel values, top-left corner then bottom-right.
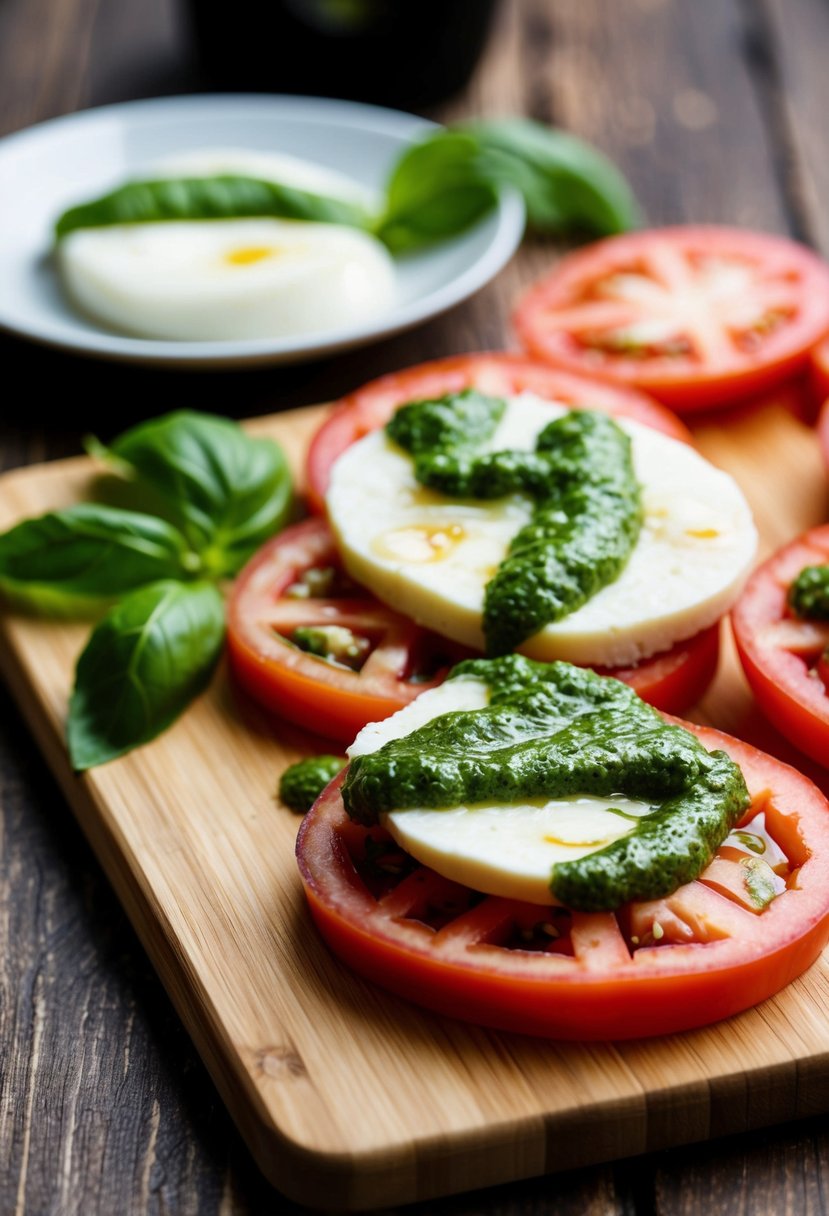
[[56, 217, 396, 341]]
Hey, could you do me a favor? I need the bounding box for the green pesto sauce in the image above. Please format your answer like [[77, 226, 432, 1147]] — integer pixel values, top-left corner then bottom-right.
[[280, 755, 345, 814], [788, 563, 829, 620], [342, 657, 750, 912], [385, 391, 642, 655]]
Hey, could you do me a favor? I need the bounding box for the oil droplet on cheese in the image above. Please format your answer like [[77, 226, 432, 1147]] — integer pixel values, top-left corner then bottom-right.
[[224, 245, 279, 266], [373, 523, 466, 564]]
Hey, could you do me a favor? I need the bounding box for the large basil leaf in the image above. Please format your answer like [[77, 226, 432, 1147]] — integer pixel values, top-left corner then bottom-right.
[[98, 411, 293, 577], [0, 503, 196, 611], [374, 131, 499, 254], [468, 118, 642, 235], [67, 580, 225, 769], [375, 119, 640, 252], [55, 175, 372, 240]]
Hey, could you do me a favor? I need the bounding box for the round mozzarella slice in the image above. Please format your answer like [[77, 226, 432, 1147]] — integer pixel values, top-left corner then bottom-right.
[[327, 392, 757, 666], [57, 218, 395, 341], [347, 677, 656, 905]]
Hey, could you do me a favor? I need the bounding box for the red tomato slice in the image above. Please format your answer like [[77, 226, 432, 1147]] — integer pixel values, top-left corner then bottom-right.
[[305, 351, 691, 514], [513, 227, 829, 412], [227, 518, 719, 740], [732, 525, 829, 767], [296, 725, 829, 1039], [227, 519, 466, 742]]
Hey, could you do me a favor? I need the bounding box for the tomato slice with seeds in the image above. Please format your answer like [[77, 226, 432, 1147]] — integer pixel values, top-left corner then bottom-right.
[[227, 518, 720, 740], [305, 351, 691, 514], [513, 227, 829, 412], [227, 518, 466, 742], [732, 525, 829, 767], [296, 725, 829, 1039]]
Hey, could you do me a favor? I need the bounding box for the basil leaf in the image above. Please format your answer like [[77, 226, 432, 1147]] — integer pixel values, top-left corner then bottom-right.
[[98, 411, 293, 577], [375, 119, 640, 252], [0, 504, 197, 611], [67, 580, 225, 769], [55, 175, 372, 240], [375, 131, 499, 254], [467, 118, 642, 235]]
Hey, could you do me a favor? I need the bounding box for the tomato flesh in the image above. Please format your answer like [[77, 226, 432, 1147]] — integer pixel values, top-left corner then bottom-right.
[[297, 725, 829, 1039], [513, 227, 829, 412], [305, 351, 691, 514], [227, 519, 466, 742], [732, 525, 829, 767]]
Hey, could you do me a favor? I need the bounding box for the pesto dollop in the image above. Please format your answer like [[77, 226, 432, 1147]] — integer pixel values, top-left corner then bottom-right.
[[385, 391, 642, 655], [280, 755, 345, 813], [788, 563, 829, 620], [343, 657, 750, 911]]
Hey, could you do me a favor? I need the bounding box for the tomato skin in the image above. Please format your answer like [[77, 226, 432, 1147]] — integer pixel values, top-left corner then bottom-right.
[[732, 525, 829, 767], [513, 227, 829, 413], [227, 519, 460, 742], [296, 726, 829, 1039], [595, 622, 720, 714], [306, 351, 691, 514]]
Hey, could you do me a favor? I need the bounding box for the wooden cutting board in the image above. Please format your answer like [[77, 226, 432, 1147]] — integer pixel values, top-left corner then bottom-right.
[[2, 393, 829, 1212]]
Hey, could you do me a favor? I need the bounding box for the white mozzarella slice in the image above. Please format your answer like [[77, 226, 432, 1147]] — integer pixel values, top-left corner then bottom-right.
[[57, 218, 395, 341], [347, 676, 655, 905], [348, 676, 491, 759], [327, 392, 757, 666]]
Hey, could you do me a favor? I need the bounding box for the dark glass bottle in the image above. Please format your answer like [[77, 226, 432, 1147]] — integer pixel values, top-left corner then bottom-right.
[[187, 0, 500, 110]]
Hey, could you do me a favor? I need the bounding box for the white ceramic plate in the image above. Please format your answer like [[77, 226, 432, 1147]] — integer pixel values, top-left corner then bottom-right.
[[0, 94, 525, 367]]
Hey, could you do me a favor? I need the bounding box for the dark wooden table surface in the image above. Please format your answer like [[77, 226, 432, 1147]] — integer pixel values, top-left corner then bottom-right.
[[3, 0, 829, 1212]]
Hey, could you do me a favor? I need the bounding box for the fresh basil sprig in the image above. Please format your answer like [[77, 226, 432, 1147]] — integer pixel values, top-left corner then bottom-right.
[[0, 410, 293, 769], [53, 118, 639, 255], [376, 118, 641, 253], [55, 175, 371, 240], [68, 580, 225, 769], [95, 411, 292, 577]]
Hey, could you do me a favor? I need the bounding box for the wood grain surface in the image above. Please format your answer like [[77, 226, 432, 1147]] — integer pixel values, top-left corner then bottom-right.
[[4, 0, 829, 1213]]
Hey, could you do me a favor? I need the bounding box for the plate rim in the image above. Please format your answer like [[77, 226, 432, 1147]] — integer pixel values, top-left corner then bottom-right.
[[0, 93, 526, 368]]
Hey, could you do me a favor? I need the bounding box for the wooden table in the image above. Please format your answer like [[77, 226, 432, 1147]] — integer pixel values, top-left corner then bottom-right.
[[3, 0, 829, 1211]]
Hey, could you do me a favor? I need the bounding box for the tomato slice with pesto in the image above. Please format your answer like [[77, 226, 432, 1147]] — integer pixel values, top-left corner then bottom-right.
[[513, 227, 829, 412], [296, 725, 829, 1039], [305, 351, 691, 514], [227, 518, 720, 740], [732, 525, 829, 767]]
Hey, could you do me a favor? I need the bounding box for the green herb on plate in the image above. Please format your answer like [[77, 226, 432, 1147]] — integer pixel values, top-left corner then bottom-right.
[[55, 175, 371, 240], [376, 118, 642, 252], [54, 118, 640, 255]]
